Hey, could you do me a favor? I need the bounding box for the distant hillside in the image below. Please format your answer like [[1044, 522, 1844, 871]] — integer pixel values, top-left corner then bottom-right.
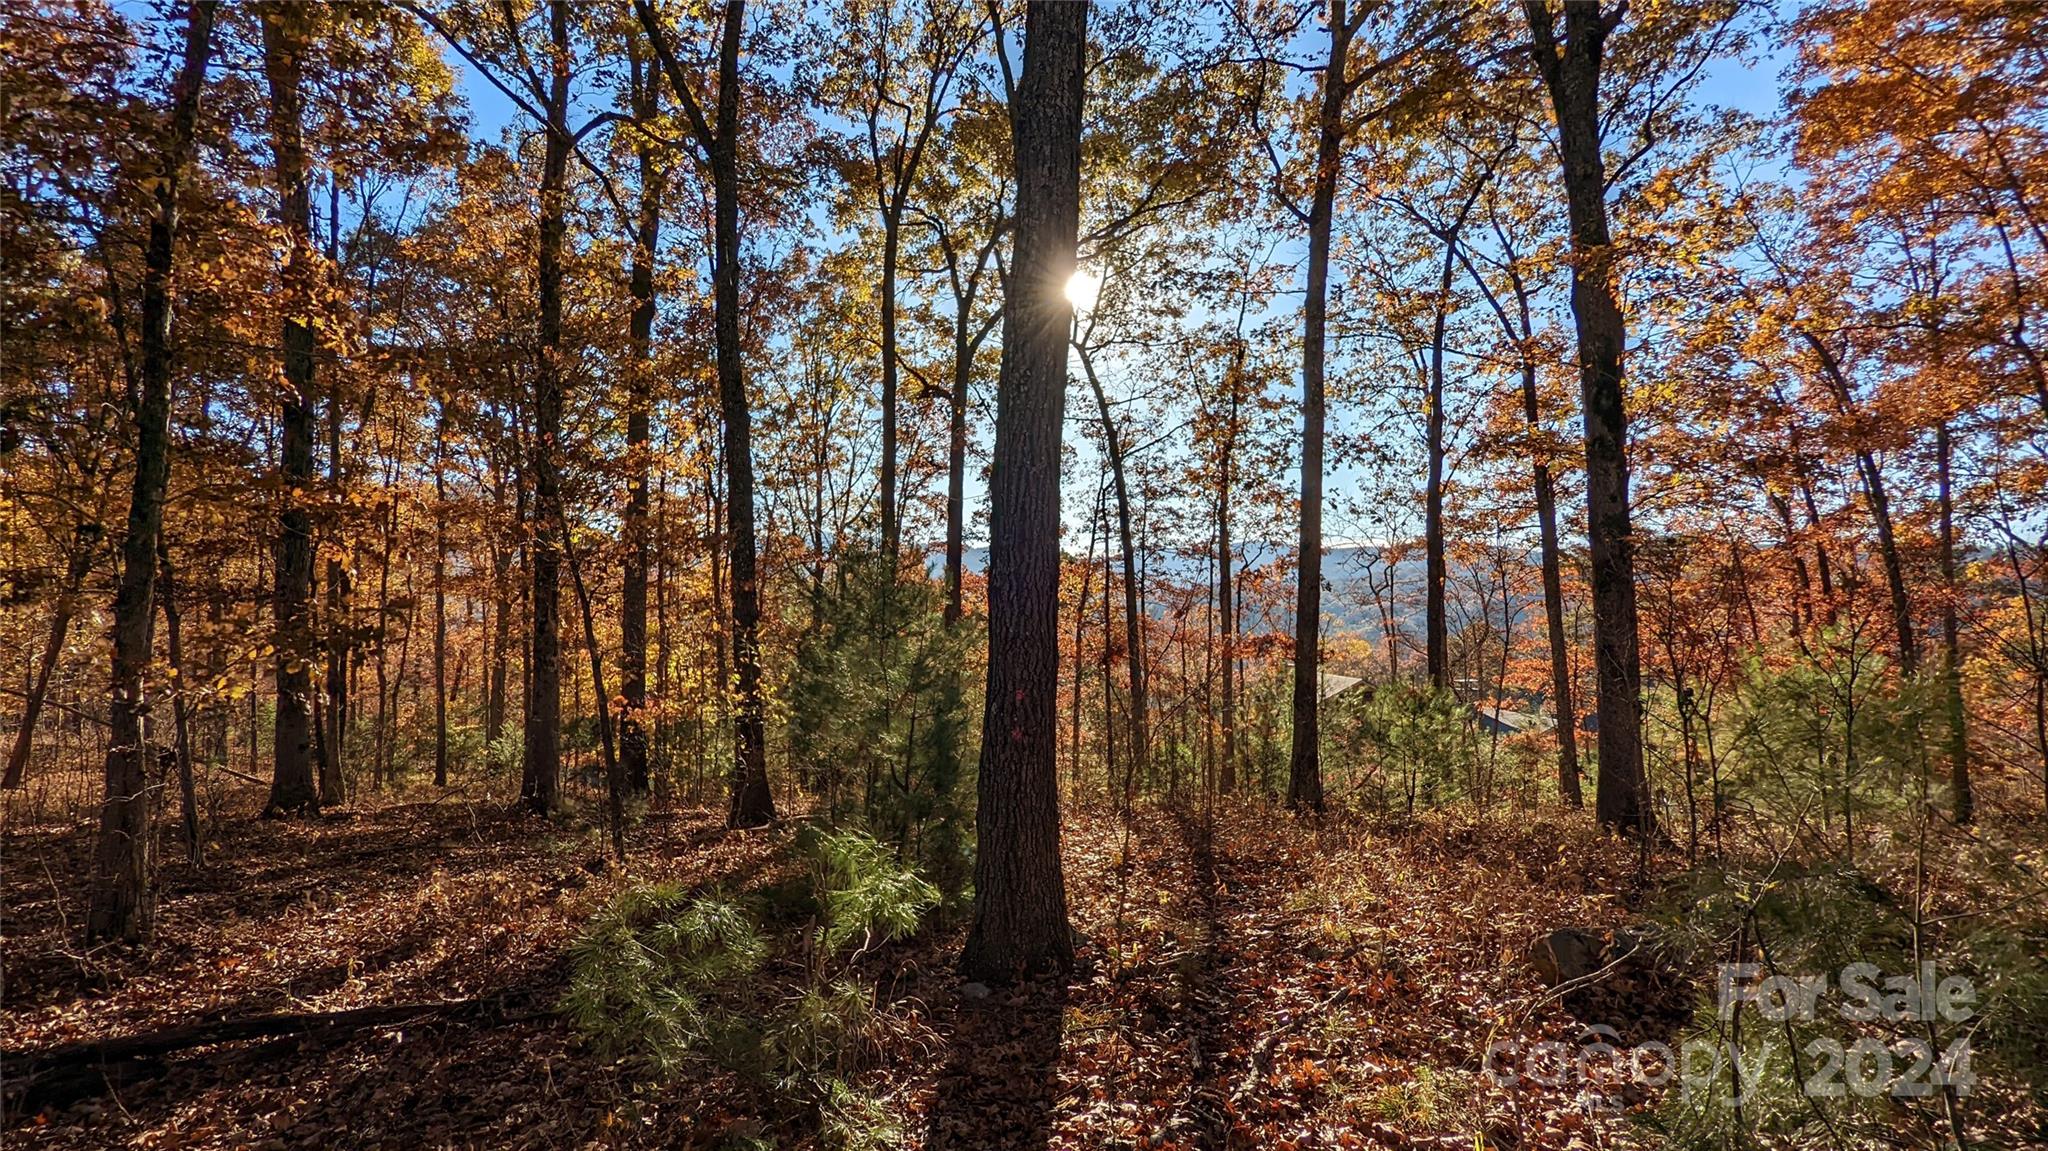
[[931, 543, 1513, 644]]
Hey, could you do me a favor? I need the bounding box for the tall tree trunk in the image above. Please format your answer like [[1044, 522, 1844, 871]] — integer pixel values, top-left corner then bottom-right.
[[880, 215, 903, 573], [486, 477, 510, 745], [637, 0, 774, 826], [1525, 0, 1651, 835], [1498, 260, 1583, 807], [1937, 423, 1972, 823], [1071, 505, 1097, 796], [1424, 240, 1453, 692], [942, 229, 1000, 626], [944, 318, 970, 624], [4, 533, 96, 789], [433, 412, 449, 788], [1289, 3, 1355, 814], [261, 2, 320, 816], [319, 173, 347, 807], [1528, 369, 1582, 808], [961, 0, 1084, 983], [621, 40, 662, 796], [521, 0, 572, 816], [702, 1, 776, 828], [87, 0, 215, 943], [1077, 347, 1149, 791], [1218, 349, 1241, 794]]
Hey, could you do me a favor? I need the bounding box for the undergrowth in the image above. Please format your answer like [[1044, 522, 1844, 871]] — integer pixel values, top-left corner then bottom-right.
[[563, 827, 937, 1147]]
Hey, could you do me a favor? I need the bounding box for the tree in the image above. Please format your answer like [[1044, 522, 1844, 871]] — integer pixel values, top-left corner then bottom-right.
[[1457, 189, 1584, 806], [86, 0, 217, 943], [620, 32, 664, 796], [904, 116, 1007, 626], [960, 0, 1085, 984], [1284, 1, 1360, 815], [832, 0, 980, 576], [1252, 0, 1464, 813], [1523, 0, 1651, 834], [259, 0, 322, 816], [638, 0, 776, 827]]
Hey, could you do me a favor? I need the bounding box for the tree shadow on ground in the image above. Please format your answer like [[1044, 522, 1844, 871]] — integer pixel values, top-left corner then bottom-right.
[[1171, 806, 1246, 1151], [923, 976, 1068, 1150]]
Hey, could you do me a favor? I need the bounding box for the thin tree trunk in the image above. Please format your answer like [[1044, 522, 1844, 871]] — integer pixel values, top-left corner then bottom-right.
[[1798, 331, 1917, 673], [486, 482, 511, 746], [944, 328, 971, 625], [1491, 253, 1582, 807], [961, 0, 1084, 983], [433, 412, 449, 788], [261, 2, 319, 816], [1218, 349, 1240, 794], [1076, 346, 1148, 790], [1071, 497, 1098, 798], [638, 0, 773, 825], [157, 539, 200, 863], [522, 0, 572, 816], [942, 227, 1001, 627], [881, 214, 903, 573], [566, 529, 624, 862], [4, 537, 95, 789], [620, 38, 661, 796], [1937, 423, 1971, 823], [1424, 240, 1453, 692], [721, 6, 771, 826], [1290, 3, 1355, 815], [87, 0, 215, 943], [320, 172, 347, 808], [1525, 0, 1651, 835]]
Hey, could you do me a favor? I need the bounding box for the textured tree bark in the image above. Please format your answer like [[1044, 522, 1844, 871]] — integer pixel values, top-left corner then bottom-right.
[[621, 40, 662, 796], [1290, 3, 1356, 815], [521, 0, 572, 816], [87, 0, 215, 943], [1525, 0, 1651, 834], [261, 2, 320, 816], [961, 0, 1084, 984]]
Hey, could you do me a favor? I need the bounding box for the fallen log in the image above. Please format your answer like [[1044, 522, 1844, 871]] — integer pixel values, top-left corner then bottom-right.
[[2, 993, 544, 1119]]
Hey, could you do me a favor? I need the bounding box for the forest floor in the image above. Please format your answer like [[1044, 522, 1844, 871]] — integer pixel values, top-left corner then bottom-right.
[[3, 785, 1718, 1149]]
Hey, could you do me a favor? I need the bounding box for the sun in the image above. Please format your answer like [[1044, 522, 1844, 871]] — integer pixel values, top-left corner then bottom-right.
[[1064, 266, 1102, 311]]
